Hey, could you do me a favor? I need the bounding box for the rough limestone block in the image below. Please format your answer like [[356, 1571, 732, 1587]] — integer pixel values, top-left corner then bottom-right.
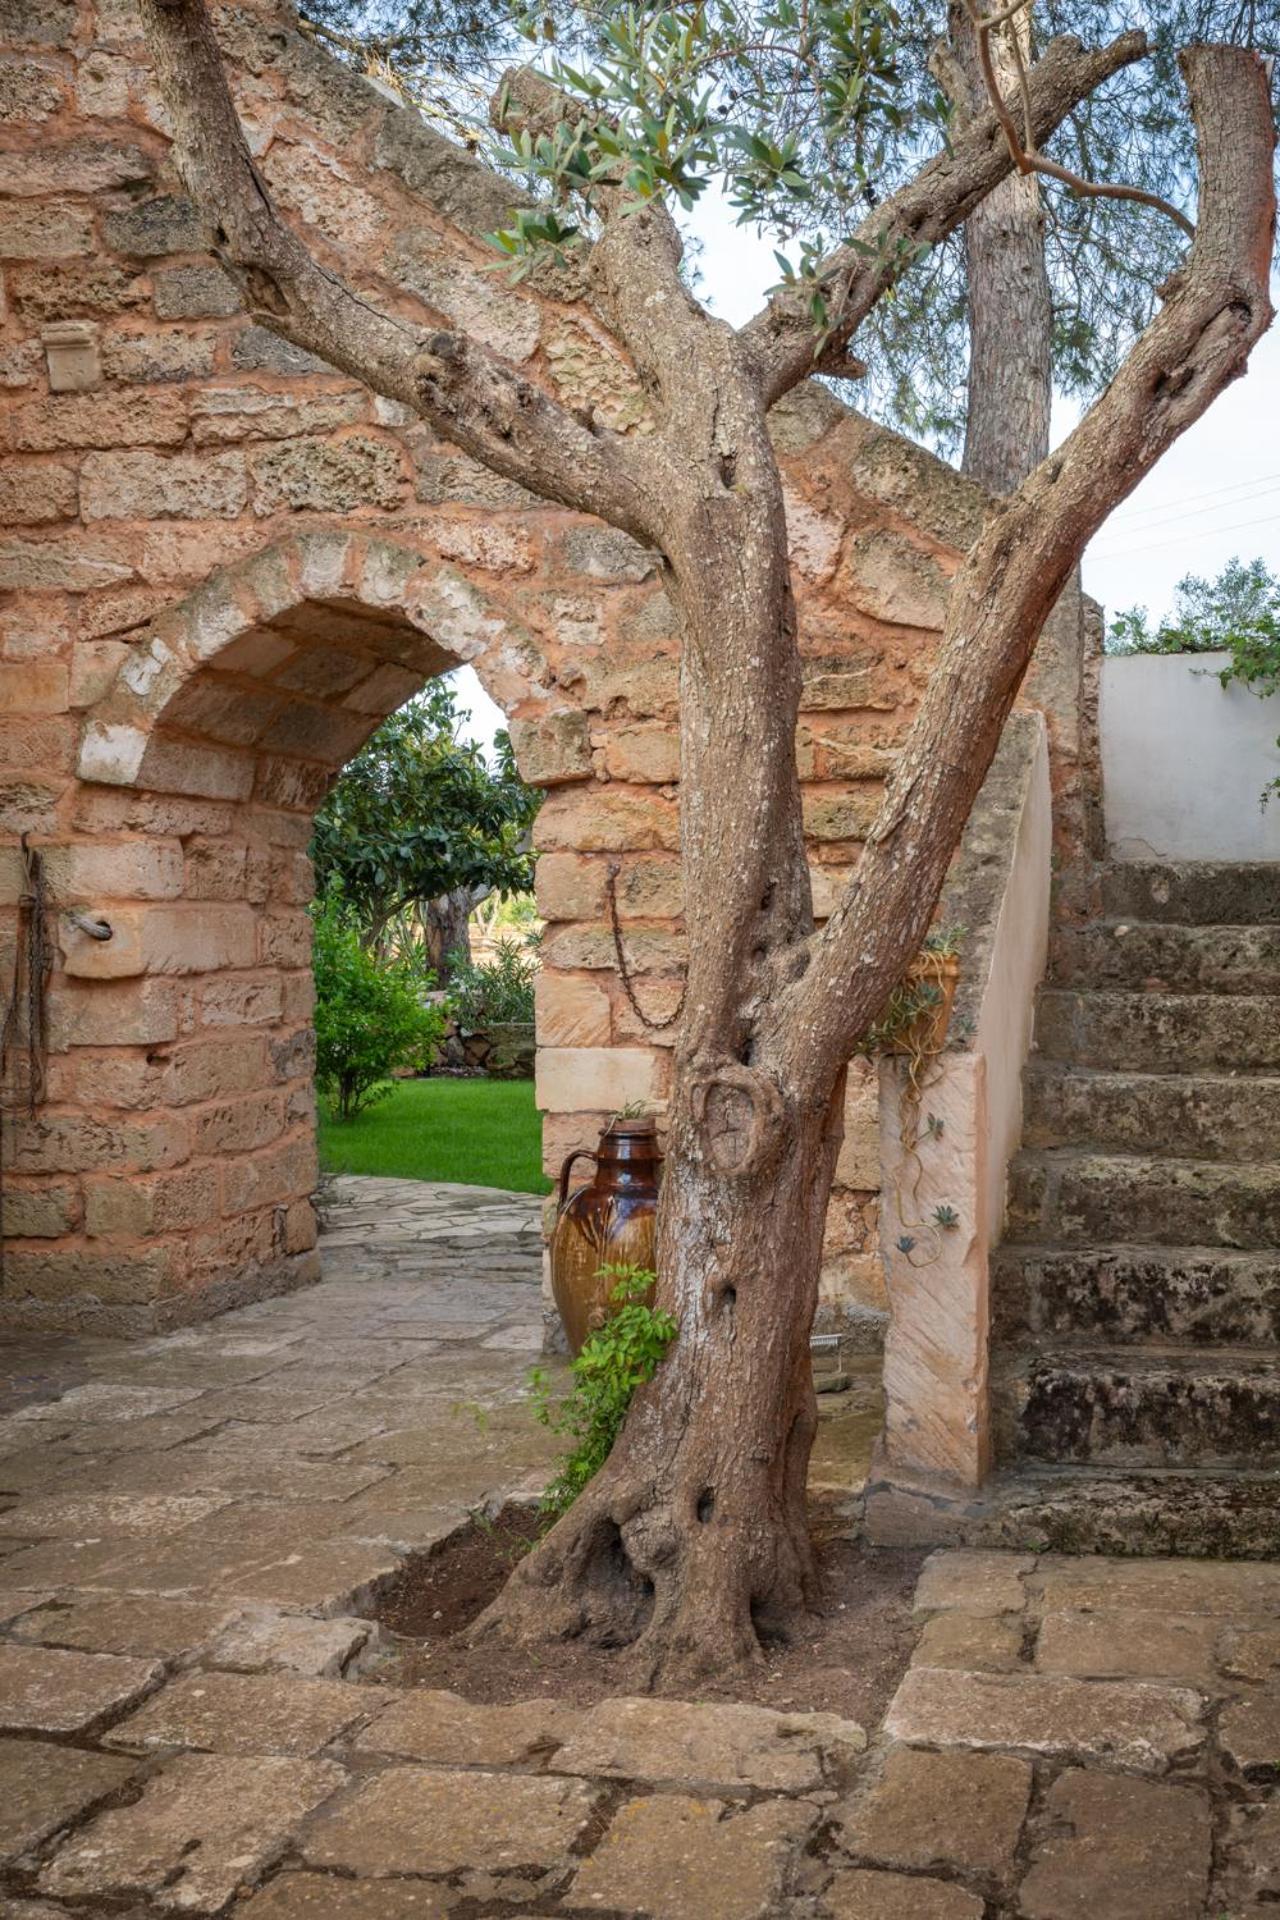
[[0, 1738, 137, 1865], [203, 1610, 372, 1680], [885, 1667, 1204, 1772], [38, 1751, 346, 1912], [1018, 1770, 1211, 1920], [535, 1045, 657, 1116], [103, 1668, 378, 1757], [239, 1876, 454, 1917], [301, 1766, 599, 1875], [565, 1793, 815, 1920], [0, 1644, 161, 1735], [914, 1551, 1036, 1618], [836, 1746, 1032, 1882], [820, 1868, 985, 1918], [509, 711, 593, 784], [552, 1696, 866, 1793], [357, 1689, 576, 1768]]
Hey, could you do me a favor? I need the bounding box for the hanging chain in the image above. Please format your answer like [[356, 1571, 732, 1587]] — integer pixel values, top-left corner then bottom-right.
[[605, 861, 687, 1034], [0, 837, 53, 1280]]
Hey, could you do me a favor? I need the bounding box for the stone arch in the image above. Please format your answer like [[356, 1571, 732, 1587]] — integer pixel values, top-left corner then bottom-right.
[[76, 529, 547, 798], [12, 531, 558, 1335]]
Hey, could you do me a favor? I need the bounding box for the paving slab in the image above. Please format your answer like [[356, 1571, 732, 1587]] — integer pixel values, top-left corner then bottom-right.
[[12, 1593, 239, 1658], [819, 1868, 985, 1918], [564, 1793, 815, 1920], [1219, 1691, 1280, 1776], [914, 1551, 1036, 1617], [1017, 1769, 1212, 1920], [0, 1491, 229, 1539], [11, 1384, 204, 1423], [911, 1610, 1025, 1673], [0, 1590, 55, 1627], [1031, 1554, 1280, 1618], [0, 1642, 160, 1733], [0, 1738, 137, 1864], [301, 1765, 599, 1875], [206, 1607, 373, 1677], [1219, 1625, 1280, 1683], [103, 1668, 381, 1755], [552, 1695, 867, 1792], [836, 1746, 1032, 1882], [1223, 1798, 1280, 1902], [885, 1666, 1205, 1770], [38, 1751, 346, 1913], [240, 1877, 454, 1917], [357, 1688, 576, 1767], [1035, 1607, 1222, 1685]]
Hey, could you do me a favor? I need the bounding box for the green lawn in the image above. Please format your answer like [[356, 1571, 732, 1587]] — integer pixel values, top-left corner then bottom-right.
[[318, 1076, 552, 1195]]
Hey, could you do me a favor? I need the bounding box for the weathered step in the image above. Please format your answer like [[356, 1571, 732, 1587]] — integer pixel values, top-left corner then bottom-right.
[[864, 1462, 1280, 1559], [1007, 1151, 1280, 1251], [1052, 920, 1280, 994], [1023, 1065, 1280, 1162], [992, 1243, 1280, 1346], [1102, 861, 1280, 925], [1034, 989, 1280, 1071], [993, 1347, 1280, 1469]]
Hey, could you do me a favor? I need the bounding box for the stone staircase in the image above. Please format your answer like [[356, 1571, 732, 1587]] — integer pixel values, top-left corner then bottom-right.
[[985, 860, 1280, 1556]]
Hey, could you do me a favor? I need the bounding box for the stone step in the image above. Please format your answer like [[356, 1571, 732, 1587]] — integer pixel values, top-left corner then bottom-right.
[[1007, 1150, 1280, 1250], [992, 1244, 1280, 1347], [1052, 920, 1280, 994], [1102, 862, 1280, 925], [1022, 1065, 1280, 1162], [1034, 989, 1280, 1071], [993, 1347, 1280, 1470], [864, 1462, 1280, 1559]]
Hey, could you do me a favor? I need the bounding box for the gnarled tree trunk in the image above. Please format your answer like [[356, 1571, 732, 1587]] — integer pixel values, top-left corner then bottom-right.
[[138, 0, 1276, 1687]]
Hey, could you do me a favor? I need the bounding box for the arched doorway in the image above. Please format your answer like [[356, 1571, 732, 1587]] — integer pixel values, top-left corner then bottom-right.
[[41, 532, 552, 1332]]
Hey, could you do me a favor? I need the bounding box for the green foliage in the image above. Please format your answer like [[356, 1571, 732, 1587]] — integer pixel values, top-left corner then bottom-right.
[[446, 935, 539, 1027], [530, 1265, 678, 1518], [1108, 558, 1280, 660], [300, 0, 1278, 455], [311, 681, 539, 947], [312, 896, 445, 1121]]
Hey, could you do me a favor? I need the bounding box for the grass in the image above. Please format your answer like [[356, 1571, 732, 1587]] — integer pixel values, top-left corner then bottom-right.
[[318, 1076, 552, 1195]]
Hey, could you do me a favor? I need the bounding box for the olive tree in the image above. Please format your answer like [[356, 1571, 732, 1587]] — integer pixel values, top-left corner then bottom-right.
[[139, 0, 1275, 1685]]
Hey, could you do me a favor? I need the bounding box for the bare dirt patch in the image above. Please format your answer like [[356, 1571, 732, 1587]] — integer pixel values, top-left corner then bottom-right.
[[365, 1500, 925, 1726]]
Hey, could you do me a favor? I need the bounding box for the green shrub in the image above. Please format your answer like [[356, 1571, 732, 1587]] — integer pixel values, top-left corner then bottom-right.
[[312, 897, 445, 1122], [530, 1265, 677, 1519], [447, 935, 538, 1029]]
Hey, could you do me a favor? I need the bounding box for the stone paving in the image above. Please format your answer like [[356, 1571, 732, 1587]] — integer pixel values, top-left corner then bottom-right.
[[0, 1176, 1277, 1916]]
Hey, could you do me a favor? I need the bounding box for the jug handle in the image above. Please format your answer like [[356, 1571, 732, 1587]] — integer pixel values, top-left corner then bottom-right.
[[557, 1148, 597, 1214]]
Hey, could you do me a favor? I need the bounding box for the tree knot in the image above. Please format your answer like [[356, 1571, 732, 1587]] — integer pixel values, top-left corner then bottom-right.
[[688, 1060, 788, 1178]]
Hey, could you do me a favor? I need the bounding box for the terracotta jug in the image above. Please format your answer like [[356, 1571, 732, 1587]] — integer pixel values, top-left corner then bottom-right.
[[551, 1117, 662, 1355]]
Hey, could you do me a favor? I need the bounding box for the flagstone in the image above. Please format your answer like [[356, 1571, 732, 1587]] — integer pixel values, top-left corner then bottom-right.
[[12, 1593, 240, 1659], [564, 1792, 816, 1920], [301, 1765, 599, 1875], [104, 1667, 381, 1756], [38, 1752, 346, 1913], [0, 1642, 160, 1733], [0, 1738, 137, 1864]]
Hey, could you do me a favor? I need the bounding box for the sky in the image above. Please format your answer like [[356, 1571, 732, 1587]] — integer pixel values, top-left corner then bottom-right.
[[452, 182, 1280, 754]]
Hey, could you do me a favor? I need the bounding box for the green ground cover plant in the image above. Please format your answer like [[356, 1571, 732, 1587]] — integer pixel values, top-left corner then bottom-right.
[[318, 1076, 551, 1194]]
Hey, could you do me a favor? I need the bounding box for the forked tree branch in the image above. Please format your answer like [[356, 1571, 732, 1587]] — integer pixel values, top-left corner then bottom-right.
[[740, 28, 1151, 405], [780, 42, 1276, 1092], [136, 0, 659, 536], [960, 0, 1195, 238]]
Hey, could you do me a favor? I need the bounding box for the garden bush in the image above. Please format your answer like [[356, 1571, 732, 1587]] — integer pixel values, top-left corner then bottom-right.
[[312, 897, 446, 1121]]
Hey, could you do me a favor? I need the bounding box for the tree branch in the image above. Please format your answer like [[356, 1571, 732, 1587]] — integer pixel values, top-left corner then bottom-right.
[[960, 0, 1195, 239], [779, 43, 1275, 1093], [136, 0, 657, 536], [740, 28, 1151, 405]]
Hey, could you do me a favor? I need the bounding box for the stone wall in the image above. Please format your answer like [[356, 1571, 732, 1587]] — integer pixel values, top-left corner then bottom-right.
[[0, 0, 1069, 1336]]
